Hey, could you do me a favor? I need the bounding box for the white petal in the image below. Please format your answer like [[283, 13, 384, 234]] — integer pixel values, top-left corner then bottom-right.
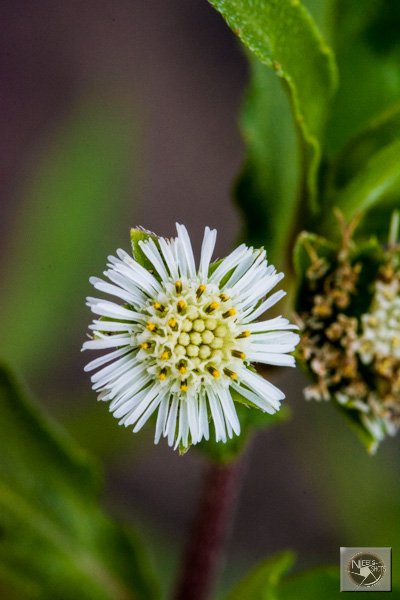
[[91, 357, 139, 389], [86, 298, 145, 322], [247, 352, 296, 367], [249, 331, 300, 348], [231, 380, 277, 414], [176, 223, 196, 277], [209, 244, 250, 284], [228, 251, 268, 296], [90, 352, 136, 382], [242, 290, 286, 322], [155, 396, 171, 443], [89, 277, 139, 306], [133, 392, 164, 433], [158, 237, 179, 279], [106, 370, 150, 401], [237, 366, 284, 405], [198, 394, 210, 441], [245, 317, 298, 333], [139, 239, 170, 280], [111, 260, 160, 296], [166, 397, 179, 446], [89, 320, 134, 333], [217, 388, 240, 435], [207, 388, 227, 442], [236, 273, 284, 312], [175, 399, 189, 449], [104, 269, 146, 304], [113, 383, 152, 419], [199, 226, 217, 278], [82, 335, 132, 350], [224, 249, 265, 289], [120, 384, 159, 426], [83, 347, 131, 372], [186, 394, 199, 444]]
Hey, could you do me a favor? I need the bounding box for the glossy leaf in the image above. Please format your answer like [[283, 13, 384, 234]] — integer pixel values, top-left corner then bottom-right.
[[324, 104, 400, 241], [325, 139, 400, 231], [331, 103, 400, 188], [208, 0, 338, 210], [0, 365, 158, 600], [327, 0, 400, 154], [235, 57, 298, 268]]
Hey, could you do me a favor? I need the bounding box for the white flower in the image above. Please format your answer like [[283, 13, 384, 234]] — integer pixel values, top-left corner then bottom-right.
[[358, 278, 400, 364], [83, 224, 299, 450]]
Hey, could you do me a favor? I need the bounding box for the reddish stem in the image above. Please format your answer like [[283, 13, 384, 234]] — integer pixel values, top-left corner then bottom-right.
[[173, 457, 245, 600]]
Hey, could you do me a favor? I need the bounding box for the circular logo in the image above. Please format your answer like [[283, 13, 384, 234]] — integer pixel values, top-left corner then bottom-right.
[[347, 552, 386, 588]]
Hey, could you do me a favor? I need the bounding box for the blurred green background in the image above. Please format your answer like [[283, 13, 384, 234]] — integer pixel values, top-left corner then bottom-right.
[[0, 1, 399, 598]]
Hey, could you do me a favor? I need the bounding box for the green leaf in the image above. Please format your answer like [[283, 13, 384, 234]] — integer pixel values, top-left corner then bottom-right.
[[278, 566, 338, 599], [0, 364, 158, 600], [130, 228, 159, 272], [225, 550, 295, 600], [235, 57, 299, 268], [331, 103, 400, 188], [281, 566, 400, 598], [327, 0, 400, 154], [324, 139, 400, 231], [324, 104, 400, 242], [208, 0, 338, 210], [227, 554, 400, 599], [0, 97, 135, 376], [334, 403, 378, 455]]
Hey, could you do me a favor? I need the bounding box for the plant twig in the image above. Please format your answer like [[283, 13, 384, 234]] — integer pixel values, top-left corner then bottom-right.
[[172, 455, 246, 600]]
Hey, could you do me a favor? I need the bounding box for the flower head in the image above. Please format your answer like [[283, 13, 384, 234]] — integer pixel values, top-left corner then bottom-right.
[[296, 213, 400, 452], [83, 224, 299, 450]]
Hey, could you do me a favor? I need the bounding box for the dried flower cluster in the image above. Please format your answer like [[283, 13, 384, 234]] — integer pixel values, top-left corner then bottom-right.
[[297, 216, 400, 450]]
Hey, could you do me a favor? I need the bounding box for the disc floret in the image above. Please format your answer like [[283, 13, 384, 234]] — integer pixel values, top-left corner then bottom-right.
[[135, 280, 247, 393]]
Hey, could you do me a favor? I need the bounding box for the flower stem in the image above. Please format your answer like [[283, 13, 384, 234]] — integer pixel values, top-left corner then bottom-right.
[[172, 456, 246, 600]]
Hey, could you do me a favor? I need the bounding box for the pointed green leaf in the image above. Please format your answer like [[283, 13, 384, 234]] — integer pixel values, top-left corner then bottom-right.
[[208, 0, 338, 210], [130, 228, 159, 272], [227, 555, 400, 599], [327, 0, 400, 154], [235, 57, 299, 267], [331, 103, 400, 188], [0, 365, 158, 600], [280, 565, 400, 598], [278, 566, 338, 598], [334, 404, 378, 455], [324, 104, 400, 242], [225, 551, 295, 600], [325, 139, 400, 232]]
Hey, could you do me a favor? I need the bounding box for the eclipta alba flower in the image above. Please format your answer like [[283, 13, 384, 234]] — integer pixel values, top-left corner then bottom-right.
[[296, 212, 400, 451], [83, 224, 299, 450]]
